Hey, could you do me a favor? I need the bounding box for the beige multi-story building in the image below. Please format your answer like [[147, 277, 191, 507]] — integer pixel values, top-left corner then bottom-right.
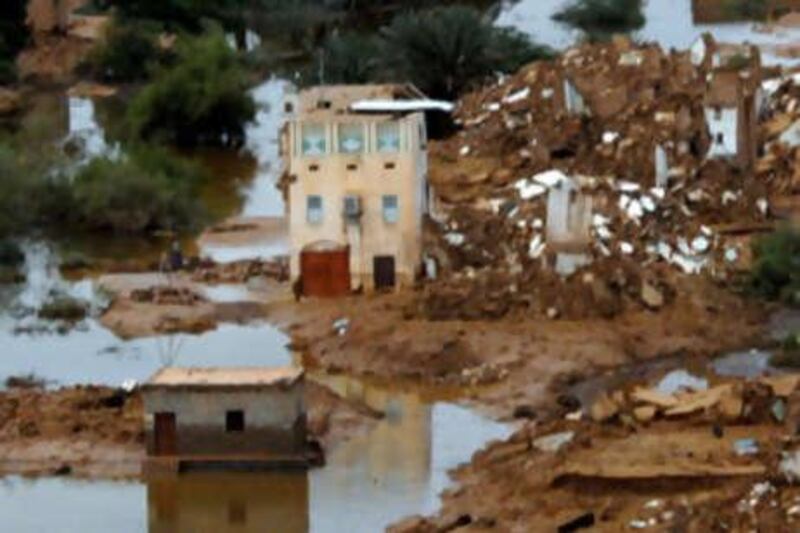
[[282, 84, 445, 293]]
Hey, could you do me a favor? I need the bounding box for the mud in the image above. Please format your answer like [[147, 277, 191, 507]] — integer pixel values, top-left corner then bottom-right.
[[391, 372, 800, 532], [0, 381, 381, 480]]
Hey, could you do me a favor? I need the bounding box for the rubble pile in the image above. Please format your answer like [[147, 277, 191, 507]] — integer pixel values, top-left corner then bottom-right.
[[423, 37, 799, 320], [191, 257, 289, 284], [393, 370, 800, 532], [129, 286, 207, 306]]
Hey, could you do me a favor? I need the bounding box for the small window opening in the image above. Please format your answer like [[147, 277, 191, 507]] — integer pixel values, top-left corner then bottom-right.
[[226, 410, 245, 432], [716, 132, 724, 145], [384, 162, 396, 170], [346, 163, 358, 171]]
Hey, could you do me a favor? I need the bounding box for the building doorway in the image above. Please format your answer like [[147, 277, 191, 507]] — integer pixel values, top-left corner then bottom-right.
[[154, 412, 177, 456], [373, 255, 396, 290]]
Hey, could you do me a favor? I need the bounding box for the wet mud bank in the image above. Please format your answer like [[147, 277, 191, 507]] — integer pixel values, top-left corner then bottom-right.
[[0, 381, 382, 480]]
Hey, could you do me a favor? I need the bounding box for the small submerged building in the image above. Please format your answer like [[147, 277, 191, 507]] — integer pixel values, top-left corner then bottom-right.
[[282, 84, 451, 296], [141, 367, 316, 473]]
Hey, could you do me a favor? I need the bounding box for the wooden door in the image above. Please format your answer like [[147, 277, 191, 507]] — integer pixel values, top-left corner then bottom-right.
[[154, 412, 176, 456], [373, 256, 396, 290]]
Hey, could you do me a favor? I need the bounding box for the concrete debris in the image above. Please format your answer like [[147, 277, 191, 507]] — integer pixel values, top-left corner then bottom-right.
[[734, 438, 759, 456], [332, 318, 350, 336], [780, 451, 800, 483], [424, 37, 795, 321], [656, 369, 709, 395], [533, 431, 575, 453]]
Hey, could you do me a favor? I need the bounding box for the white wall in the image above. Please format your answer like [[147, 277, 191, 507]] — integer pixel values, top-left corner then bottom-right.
[[705, 107, 738, 158]]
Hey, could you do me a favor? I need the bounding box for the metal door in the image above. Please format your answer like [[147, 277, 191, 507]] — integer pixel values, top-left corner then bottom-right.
[[373, 256, 396, 290], [154, 412, 176, 456]]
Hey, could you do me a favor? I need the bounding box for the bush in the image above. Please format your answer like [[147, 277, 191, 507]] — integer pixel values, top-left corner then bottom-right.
[[0, 239, 23, 267], [71, 146, 209, 233], [85, 20, 161, 82], [38, 296, 89, 322], [749, 228, 800, 303], [553, 0, 646, 39], [126, 30, 257, 146], [380, 6, 553, 100], [315, 33, 381, 85]]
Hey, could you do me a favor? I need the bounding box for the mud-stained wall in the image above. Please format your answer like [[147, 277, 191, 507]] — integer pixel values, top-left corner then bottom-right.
[[286, 112, 428, 289], [143, 384, 307, 456]]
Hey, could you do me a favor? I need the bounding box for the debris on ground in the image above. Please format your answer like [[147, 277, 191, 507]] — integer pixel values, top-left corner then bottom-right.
[[416, 36, 799, 321], [392, 367, 800, 531]]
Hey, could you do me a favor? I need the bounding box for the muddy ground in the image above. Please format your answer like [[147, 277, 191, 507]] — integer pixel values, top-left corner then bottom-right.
[[0, 381, 381, 480], [266, 275, 766, 420]]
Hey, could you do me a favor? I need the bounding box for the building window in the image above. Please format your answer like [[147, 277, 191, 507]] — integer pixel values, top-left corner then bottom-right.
[[301, 123, 326, 156], [377, 122, 401, 153], [338, 123, 365, 154], [716, 132, 724, 145], [307, 195, 323, 224], [382, 195, 399, 223], [226, 410, 245, 432], [418, 122, 427, 149]]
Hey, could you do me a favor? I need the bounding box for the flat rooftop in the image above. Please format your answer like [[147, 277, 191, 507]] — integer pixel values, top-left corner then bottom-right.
[[143, 367, 304, 389]]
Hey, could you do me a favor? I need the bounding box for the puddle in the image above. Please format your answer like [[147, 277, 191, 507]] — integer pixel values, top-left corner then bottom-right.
[[713, 349, 777, 378]]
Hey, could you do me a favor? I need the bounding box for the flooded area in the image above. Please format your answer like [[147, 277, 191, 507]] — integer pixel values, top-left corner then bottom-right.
[[499, 0, 800, 64], [0, 377, 510, 532], [1, 1, 797, 530]]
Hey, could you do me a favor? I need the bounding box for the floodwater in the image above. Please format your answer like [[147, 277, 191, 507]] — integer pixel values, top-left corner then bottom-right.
[[499, 0, 800, 64], [5, 2, 797, 530], [0, 248, 511, 532]]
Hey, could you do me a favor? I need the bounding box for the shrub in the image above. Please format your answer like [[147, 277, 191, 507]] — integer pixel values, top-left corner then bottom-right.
[[85, 20, 161, 82], [553, 0, 646, 39], [0, 239, 23, 267], [71, 146, 210, 233], [380, 6, 553, 100], [315, 33, 381, 85], [749, 228, 800, 304], [126, 30, 257, 146]]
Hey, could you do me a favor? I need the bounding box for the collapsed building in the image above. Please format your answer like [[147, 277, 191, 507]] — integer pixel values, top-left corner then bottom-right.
[[421, 35, 799, 320]]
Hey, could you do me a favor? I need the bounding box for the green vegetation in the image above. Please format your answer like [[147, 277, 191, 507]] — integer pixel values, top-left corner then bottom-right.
[[749, 228, 800, 305], [553, 0, 646, 39], [318, 33, 381, 85], [0, 0, 28, 83], [94, 0, 248, 31], [725, 0, 770, 20], [311, 6, 551, 100], [72, 146, 210, 233], [0, 119, 209, 237], [380, 6, 551, 99], [38, 296, 89, 322], [126, 30, 256, 146], [770, 332, 800, 368], [85, 21, 162, 82]]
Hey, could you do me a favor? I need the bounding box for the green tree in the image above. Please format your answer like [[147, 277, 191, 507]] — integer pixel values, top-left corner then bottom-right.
[[71, 146, 209, 233], [315, 33, 381, 85], [379, 6, 552, 100], [553, 0, 646, 40], [750, 227, 800, 304], [126, 30, 257, 147], [85, 21, 161, 82], [0, 0, 29, 83]]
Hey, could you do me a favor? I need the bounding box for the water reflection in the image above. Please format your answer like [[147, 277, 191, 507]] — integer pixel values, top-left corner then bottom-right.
[[498, 0, 800, 64], [148, 473, 309, 533]]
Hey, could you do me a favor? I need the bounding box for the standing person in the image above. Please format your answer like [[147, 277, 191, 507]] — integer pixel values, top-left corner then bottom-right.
[[168, 240, 183, 272]]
